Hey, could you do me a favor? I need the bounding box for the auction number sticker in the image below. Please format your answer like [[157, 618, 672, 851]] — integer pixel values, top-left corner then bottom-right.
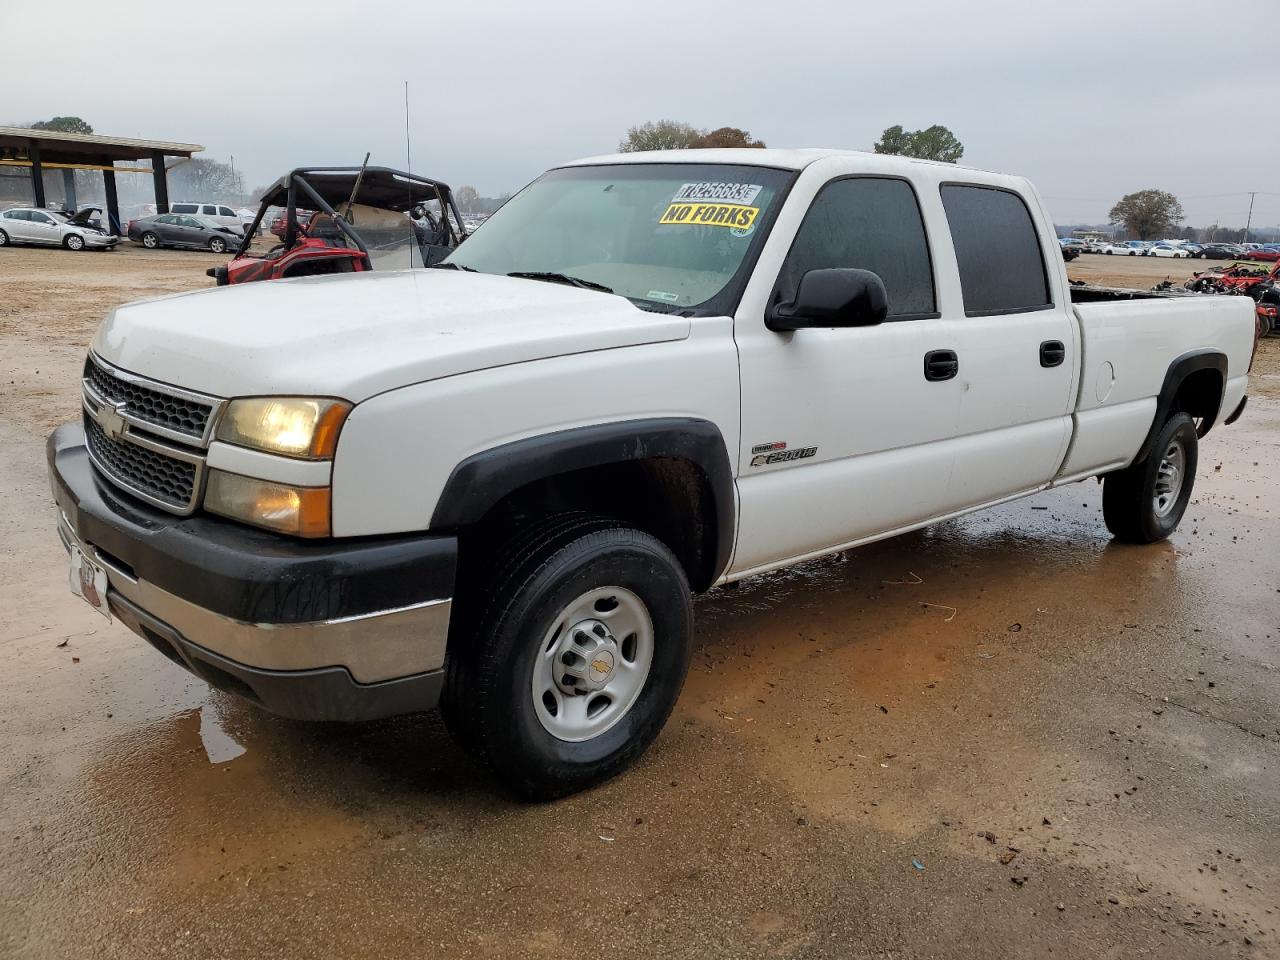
[[659, 202, 759, 230], [671, 181, 763, 205]]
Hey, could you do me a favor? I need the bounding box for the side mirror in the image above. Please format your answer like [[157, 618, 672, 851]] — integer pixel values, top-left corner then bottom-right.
[[767, 268, 889, 332]]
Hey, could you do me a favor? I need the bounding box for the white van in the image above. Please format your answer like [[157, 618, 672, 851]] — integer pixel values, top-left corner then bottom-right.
[[169, 202, 243, 233]]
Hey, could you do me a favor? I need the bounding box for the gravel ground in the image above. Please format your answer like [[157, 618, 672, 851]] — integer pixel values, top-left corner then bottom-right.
[[1, 242, 1277, 959]]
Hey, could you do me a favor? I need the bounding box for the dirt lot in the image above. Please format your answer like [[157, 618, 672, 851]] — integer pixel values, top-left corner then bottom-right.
[[2, 244, 1278, 959]]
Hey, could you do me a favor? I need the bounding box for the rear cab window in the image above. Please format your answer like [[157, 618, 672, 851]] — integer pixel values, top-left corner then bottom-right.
[[940, 184, 1052, 316]]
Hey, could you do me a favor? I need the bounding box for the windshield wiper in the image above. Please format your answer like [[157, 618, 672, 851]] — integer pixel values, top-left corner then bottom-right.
[[429, 261, 476, 271], [507, 271, 613, 294]]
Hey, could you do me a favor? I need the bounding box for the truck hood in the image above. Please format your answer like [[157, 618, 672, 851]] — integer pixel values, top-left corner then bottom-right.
[[92, 270, 689, 401]]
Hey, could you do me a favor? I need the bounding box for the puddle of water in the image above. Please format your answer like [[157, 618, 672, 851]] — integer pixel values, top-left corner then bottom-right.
[[198, 705, 247, 763]]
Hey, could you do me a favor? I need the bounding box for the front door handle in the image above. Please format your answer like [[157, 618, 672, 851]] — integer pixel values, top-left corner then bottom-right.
[[924, 349, 959, 382], [1040, 340, 1066, 367]]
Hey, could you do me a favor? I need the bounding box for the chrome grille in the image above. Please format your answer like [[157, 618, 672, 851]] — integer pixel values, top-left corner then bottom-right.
[[84, 413, 197, 510], [80, 353, 224, 516], [83, 354, 214, 441]]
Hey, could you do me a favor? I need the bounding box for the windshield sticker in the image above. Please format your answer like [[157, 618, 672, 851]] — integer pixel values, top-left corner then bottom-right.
[[646, 290, 680, 302], [660, 202, 759, 230], [672, 182, 763, 205]]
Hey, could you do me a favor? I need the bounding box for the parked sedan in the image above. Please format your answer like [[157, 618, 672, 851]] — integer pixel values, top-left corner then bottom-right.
[[1195, 243, 1243, 260], [128, 213, 243, 253], [1245, 245, 1280, 263], [0, 207, 118, 251], [1148, 243, 1191, 258], [1101, 241, 1140, 255]]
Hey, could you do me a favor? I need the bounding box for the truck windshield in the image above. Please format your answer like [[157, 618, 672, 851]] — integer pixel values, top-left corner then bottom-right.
[[442, 163, 793, 313]]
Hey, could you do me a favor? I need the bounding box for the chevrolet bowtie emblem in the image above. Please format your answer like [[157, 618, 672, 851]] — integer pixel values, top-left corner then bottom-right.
[[96, 401, 127, 441]]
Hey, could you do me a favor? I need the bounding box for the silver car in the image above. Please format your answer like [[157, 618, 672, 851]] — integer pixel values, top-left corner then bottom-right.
[[0, 207, 119, 251]]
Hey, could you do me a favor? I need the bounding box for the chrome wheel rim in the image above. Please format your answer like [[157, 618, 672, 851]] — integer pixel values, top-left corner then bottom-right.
[[532, 586, 654, 742], [67, 235, 83, 250], [143, 235, 156, 248], [1153, 438, 1186, 517]]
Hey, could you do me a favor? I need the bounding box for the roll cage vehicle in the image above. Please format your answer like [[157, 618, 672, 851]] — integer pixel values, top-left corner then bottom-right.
[[209, 166, 468, 286]]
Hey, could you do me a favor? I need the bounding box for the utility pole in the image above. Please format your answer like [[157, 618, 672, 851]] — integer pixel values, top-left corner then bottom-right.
[[1243, 191, 1256, 243]]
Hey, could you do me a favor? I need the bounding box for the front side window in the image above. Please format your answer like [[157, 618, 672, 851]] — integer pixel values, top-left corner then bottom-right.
[[31, 212, 53, 224], [445, 163, 794, 314], [218, 206, 235, 217], [774, 177, 936, 320], [940, 184, 1051, 316]]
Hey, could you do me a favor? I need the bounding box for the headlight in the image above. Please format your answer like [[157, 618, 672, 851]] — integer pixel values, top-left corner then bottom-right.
[[204, 469, 331, 537], [216, 397, 350, 459]]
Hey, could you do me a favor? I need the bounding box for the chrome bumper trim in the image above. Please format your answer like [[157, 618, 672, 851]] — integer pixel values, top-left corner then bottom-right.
[[58, 512, 450, 683]]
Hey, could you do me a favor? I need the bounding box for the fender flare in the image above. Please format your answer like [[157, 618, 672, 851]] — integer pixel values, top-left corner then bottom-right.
[[430, 417, 736, 582], [1134, 349, 1226, 464]]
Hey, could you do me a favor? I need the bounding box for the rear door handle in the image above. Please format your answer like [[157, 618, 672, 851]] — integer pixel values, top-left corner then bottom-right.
[[924, 349, 959, 382], [1040, 340, 1066, 367]]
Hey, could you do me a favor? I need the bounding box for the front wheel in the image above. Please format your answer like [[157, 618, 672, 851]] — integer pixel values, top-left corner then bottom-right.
[[141, 232, 159, 249], [0, 228, 9, 247], [1102, 412, 1198, 543], [64, 233, 85, 251], [209, 236, 227, 254], [442, 517, 693, 800]]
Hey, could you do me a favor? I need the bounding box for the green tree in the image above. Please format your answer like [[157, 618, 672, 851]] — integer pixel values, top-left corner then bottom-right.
[[689, 126, 766, 149], [456, 185, 480, 213], [872, 124, 964, 163], [1108, 189, 1184, 240], [617, 120, 701, 152], [31, 116, 94, 135]]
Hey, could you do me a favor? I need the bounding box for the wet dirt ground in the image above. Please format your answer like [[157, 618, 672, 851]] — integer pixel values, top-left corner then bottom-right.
[[2, 244, 1279, 958]]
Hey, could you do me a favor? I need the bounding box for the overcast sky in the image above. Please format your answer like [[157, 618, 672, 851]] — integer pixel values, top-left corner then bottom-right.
[[6, 0, 1278, 228]]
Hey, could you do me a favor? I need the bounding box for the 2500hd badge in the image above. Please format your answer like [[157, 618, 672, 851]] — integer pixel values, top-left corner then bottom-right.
[[750, 442, 818, 467]]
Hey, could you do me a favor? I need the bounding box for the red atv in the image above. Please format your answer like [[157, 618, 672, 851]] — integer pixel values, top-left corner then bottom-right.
[[208, 166, 467, 286]]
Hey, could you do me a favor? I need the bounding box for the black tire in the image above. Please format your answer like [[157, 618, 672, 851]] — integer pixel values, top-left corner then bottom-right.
[[0, 228, 9, 247], [141, 232, 159, 249], [1102, 412, 1198, 544], [209, 236, 227, 254], [64, 233, 85, 251], [442, 515, 693, 800]]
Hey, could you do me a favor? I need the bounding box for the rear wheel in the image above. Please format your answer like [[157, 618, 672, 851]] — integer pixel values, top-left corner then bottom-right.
[[141, 232, 159, 249], [0, 228, 9, 247], [1102, 412, 1198, 543], [442, 515, 693, 800], [64, 233, 85, 251], [209, 236, 227, 254]]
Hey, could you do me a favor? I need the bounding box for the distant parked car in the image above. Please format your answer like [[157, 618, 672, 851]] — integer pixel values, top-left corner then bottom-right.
[[169, 202, 244, 233], [1101, 241, 1139, 255], [128, 213, 243, 252], [1148, 243, 1191, 258], [1244, 245, 1280, 263], [1195, 243, 1242, 260], [0, 207, 119, 251]]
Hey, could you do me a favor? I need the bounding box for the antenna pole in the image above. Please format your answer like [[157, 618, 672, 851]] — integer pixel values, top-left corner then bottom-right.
[[1243, 191, 1256, 244]]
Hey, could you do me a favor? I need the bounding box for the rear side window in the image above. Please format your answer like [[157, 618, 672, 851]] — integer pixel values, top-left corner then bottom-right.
[[202, 205, 217, 215], [777, 177, 936, 319], [940, 184, 1051, 316], [172, 204, 197, 214]]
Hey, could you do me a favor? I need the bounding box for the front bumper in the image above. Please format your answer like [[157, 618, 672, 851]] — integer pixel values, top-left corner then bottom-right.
[[48, 422, 456, 721], [82, 233, 119, 248]]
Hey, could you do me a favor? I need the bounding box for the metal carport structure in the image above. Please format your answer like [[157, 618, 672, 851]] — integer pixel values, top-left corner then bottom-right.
[[0, 127, 203, 234]]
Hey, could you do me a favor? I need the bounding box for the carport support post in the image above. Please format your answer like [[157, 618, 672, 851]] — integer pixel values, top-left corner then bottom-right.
[[29, 140, 45, 208], [61, 169, 77, 212], [103, 164, 120, 236], [151, 150, 169, 214]]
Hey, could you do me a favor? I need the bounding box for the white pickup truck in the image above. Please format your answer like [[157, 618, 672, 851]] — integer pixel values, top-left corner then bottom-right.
[[48, 149, 1256, 798]]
